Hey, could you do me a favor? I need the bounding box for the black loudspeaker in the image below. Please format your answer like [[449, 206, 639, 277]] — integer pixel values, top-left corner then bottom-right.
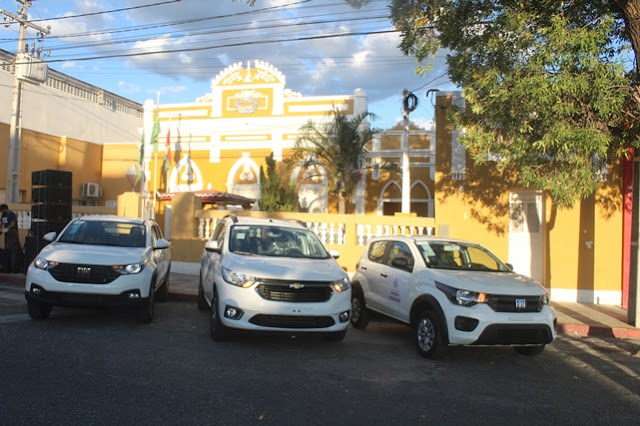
[[32, 186, 72, 204], [31, 204, 72, 221], [29, 170, 72, 262], [32, 170, 72, 188], [30, 220, 69, 237], [23, 235, 49, 268]]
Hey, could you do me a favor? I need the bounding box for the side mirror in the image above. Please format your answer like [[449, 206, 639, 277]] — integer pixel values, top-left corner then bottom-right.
[[154, 238, 171, 250], [43, 232, 57, 242], [505, 263, 514, 271], [329, 249, 340, 259], [205, 240, 222, 254]]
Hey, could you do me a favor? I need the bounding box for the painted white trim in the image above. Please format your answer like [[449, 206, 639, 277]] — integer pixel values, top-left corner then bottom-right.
[[223, 135, 270, 141], [377, 180, 401, 215], [169, 154, 204, 192], [550, 288, 621, 306]]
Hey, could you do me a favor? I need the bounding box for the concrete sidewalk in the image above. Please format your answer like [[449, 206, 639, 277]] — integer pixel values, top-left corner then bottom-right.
[[3, 271, 640, 340]]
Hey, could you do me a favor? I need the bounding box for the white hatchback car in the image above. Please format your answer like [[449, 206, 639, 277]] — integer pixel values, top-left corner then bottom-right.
[[198, 215, 351, 341], [25, 215, 172, 323], [351, 235, 556, 358]]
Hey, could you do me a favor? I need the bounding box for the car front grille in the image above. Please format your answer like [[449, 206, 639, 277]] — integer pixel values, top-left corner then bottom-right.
[[48, 263, 120, 284], [249, 314, 335, 329], [473, 324, 554, 345], [486, 295, 543, 312], [256, 280, 333, 303]]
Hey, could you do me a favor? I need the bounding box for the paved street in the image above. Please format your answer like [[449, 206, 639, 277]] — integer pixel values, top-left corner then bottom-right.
[[1, 283, 639, 425]]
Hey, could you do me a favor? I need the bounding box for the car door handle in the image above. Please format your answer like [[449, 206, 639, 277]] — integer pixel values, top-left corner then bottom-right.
[[380, 272, 387, 278], [360, 266, 367, 270]]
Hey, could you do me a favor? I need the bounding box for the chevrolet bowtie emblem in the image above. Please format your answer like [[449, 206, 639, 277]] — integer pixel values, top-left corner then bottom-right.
[[289, 283, 305, 290]]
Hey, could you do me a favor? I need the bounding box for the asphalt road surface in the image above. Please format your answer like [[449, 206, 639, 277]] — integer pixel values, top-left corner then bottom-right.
[[1, 282, 639, 425]]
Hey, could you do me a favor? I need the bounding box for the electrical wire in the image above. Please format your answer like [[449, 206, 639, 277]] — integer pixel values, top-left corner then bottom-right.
[[27, 0, 184, 23], [43, 28, 400, 63]]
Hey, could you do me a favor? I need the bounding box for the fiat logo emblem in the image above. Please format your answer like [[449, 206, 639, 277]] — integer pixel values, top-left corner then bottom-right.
[[77, 267, 91, 279]]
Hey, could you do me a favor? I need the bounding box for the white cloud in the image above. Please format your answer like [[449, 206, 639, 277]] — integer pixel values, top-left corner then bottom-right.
[[27, 0, 457, 126], [118, 81, 140, 94], [148, 85, 187, 96]]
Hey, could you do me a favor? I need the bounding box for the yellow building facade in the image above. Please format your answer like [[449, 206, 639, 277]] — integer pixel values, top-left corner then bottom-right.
[[0, 55, 629, 307]]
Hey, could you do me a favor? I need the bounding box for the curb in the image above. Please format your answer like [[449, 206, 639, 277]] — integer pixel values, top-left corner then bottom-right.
[[557, 324, 640, 340]]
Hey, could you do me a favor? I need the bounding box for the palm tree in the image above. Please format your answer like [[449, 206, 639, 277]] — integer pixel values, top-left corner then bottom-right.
[[293, 108, 389, 214]]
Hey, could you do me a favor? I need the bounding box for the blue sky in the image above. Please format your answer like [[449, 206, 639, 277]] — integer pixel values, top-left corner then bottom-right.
[[0, 0, 458, 129]]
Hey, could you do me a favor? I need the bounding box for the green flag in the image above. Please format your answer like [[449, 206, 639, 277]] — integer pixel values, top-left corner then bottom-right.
[[150, 108, 160, 152], [135, 130, 145, 187]]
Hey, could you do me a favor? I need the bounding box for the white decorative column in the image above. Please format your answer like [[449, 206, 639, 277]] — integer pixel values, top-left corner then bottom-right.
[[401, 116, 411, 213]]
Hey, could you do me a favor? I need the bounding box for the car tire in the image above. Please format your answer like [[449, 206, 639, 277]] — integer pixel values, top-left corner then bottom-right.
[[138, 279, 155, 323], [350, 286, 369, 329], [197, 275, 209, 311], [415, 310, 446, 359], [210, 288, 230, 341], [156, 268, 170, 302], [27, 300, 52, 320], [514, 345, 545, 356], [324, 329, 347, 342]]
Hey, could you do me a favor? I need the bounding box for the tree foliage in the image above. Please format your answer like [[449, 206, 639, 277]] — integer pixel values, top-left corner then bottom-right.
[[348, 0, 640, 207], [259, 153, 298, 212], [293, 109, 385, 213]]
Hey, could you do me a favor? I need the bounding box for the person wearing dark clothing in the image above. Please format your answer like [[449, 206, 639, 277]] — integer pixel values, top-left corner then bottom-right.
[[1, 204, 22, 273]]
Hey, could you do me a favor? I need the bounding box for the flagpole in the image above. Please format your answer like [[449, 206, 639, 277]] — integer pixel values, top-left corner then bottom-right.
[[153, 92, 160, 220]]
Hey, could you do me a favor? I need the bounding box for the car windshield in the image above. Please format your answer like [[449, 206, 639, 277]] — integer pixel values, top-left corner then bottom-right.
[[58, 220, 146, 248], [417, 241, 510, 272], [229, 225, 330, 259]]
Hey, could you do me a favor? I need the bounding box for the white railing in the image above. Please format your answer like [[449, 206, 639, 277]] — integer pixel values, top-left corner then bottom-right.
[[199, 218, 347, 245], [356, 223, 434, 246], [197, 214, 434, 247], [9, 204, 117, 230]]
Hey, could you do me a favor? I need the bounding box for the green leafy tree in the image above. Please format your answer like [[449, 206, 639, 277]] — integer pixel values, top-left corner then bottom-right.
[[259, 153, 297, 212], [294, 109, 393, 214], [348, 0, 640, 207]]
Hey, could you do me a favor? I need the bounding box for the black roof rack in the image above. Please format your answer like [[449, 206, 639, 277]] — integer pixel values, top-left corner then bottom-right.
[[288, 219, 308, 229]]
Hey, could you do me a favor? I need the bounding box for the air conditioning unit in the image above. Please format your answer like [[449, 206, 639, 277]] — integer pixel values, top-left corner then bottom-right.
[[82, 182, 102, 198]]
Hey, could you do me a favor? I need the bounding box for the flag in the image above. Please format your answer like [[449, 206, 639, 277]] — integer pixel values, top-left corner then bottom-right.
[[135, 130, 145, 187], [150, 107, 160, 152], [163, 127, 171, 172]]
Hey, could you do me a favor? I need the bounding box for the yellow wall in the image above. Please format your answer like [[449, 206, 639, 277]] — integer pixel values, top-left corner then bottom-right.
[[101, 143, 141, 203], [434, 93, 624, 300], [1, 128, 104, 201]]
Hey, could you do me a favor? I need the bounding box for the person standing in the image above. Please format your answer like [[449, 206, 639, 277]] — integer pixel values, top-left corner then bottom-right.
[[0, 204, 22, 273]]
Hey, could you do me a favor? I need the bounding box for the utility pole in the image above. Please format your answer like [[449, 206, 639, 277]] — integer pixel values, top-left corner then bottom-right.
[[1, 1, 50, 203], [401, 90, 418, 213]]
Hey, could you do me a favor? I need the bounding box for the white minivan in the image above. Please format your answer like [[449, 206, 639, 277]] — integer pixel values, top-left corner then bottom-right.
[[198, 215, 351, 341]]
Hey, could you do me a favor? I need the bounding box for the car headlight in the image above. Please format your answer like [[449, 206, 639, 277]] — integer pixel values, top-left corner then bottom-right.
[[113, 262, 144, 275], [540, 292, 550, 305], [332, 277, 351, 293], [436, 281, 486, 307], [34, 257, 58, 270], [222, 267, 256, 288]]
